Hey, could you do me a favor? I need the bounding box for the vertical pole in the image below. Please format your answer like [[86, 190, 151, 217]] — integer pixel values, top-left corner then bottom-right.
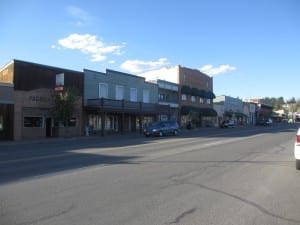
[[101, 111, 105, 136], [139, 115, 143, 133]]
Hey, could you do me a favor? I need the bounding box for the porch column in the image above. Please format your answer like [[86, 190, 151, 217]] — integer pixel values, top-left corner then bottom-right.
[[101, 111, 105, 136], [139, 115, 143, 133], [121, 113, 125, 134]]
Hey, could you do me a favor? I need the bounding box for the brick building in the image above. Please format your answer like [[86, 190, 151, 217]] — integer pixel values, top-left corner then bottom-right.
[[140, 65, 217, 127], [0, 60, 84, 140]]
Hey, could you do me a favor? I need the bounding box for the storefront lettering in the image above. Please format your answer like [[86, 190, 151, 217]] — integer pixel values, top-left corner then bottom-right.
[[29, 96, 51, 103]]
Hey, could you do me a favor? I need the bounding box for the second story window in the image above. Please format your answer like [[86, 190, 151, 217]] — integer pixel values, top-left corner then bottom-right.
[[130, 88, 137, 102], [143, 89, 149, 103], [116, 85, 124, 100], [99, 83, 108, 98], [182, 94, 187, 101], [191, 96, 196, 102], [207, 99, 211, 104], [200, 97, 204, 104], [159, 93, 169, 101]]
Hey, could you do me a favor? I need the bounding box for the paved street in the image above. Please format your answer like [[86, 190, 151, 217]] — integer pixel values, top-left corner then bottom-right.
[[0, 124, 299, 225]]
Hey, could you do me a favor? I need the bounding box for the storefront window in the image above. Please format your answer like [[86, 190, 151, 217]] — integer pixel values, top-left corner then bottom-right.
[[0, 115, 3, 131], [88, 114, 102, 131], [24, 117, 43, 127]]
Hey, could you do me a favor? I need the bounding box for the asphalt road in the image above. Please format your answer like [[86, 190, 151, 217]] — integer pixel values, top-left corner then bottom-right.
[[0, 124, 299, 225]]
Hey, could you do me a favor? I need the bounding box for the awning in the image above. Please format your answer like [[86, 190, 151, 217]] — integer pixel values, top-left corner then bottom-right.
[[181, 86, 216, 99], [181, 106, 217, 117]]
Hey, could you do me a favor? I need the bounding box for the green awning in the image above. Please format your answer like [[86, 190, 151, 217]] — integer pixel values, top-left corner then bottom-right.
[[181, 86, 216, 99], [181, 106, 217, 117]]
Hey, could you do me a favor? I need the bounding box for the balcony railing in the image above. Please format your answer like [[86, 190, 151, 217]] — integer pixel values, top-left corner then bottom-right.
[[86, 98, 170, 114]]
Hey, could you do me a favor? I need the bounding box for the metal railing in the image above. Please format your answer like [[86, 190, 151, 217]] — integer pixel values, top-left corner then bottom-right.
[[86, 98, 169, 114]]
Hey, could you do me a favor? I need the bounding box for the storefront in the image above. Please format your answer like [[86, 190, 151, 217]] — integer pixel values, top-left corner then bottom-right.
[[0, 62, 14, 140], [0, 59, 84, 141], [12, 88, 83, 140]]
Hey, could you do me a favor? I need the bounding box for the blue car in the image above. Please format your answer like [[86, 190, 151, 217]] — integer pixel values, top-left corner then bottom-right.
[[144, 121, 179, 137]]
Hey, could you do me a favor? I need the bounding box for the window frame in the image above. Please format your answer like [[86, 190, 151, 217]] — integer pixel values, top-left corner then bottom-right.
[[142, 89, 150, 103], [99, 83, 108, 98], [23, 116, 44, 128], [115, 85, 124, 100], [130, 87, 138, 102], [191, 96, 196, 102]]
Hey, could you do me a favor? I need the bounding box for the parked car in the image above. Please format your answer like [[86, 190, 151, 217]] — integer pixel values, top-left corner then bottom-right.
[[256, 118, 273, 126], [265, 118, 273, 125], [294, 128, 300, 170], [144, 121, 179, 137], [220, 120, 235, 128]]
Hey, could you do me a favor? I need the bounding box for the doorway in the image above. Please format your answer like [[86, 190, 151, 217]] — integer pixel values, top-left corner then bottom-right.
[[46, 118, 52, 137]]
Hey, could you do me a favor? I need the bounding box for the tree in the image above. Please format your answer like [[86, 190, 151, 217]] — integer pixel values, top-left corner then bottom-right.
[[286, 97, 296, 104], [52, 87, 79, 126], [262, 97, 285, 110]]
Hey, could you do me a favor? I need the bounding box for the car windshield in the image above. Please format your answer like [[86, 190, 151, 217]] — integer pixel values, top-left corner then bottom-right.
[[147, 121, 161, 128]]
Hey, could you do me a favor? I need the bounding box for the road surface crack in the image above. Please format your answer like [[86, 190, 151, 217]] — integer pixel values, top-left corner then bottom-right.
[[167, 208, 197, 224]]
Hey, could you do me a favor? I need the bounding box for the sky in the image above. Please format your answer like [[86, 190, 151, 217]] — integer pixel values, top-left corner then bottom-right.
[[1, 0, 299, 101]]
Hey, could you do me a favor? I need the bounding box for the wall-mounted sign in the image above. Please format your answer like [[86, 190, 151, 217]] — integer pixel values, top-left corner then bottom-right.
[[56, 73, 64, 86], [28, 96, 51, 103], [55, 73, 64, 91]]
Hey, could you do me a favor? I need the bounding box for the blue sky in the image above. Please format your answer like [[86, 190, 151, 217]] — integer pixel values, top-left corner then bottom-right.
[[1, 0, 299, 100]]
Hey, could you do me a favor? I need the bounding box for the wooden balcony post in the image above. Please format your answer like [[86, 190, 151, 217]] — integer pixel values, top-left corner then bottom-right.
[[100, 97, 104, 108], [101, 111, 105, 136]]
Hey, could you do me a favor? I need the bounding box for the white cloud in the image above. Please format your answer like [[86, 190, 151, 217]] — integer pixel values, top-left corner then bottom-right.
[[57, 33, 125, 62], [67, 6, 90, 26], [200, 64, 236, 76], [51, 45, 61, 50], [120, 58, 169, 73]]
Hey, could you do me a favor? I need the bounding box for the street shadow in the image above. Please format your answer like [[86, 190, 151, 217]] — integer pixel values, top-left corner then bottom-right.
[[0, 123, 297, 184], [0, 153, 138, 184]]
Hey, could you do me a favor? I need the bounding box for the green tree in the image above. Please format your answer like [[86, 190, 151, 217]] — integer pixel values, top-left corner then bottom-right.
[[286, 97, 296, 104], [52, 87, 79, 126], [262, 97, 285, 110]]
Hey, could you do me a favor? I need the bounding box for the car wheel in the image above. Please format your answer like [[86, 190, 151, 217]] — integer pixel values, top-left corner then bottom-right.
[[296, 159, 300, 170], [173, 130, 178, 136], [158, 131, 163, 137]]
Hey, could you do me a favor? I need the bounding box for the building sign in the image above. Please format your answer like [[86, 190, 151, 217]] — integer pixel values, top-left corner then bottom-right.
[[55, 73, 64, 91], [28, 96, 51, 103], [56, 73, 64, 86]]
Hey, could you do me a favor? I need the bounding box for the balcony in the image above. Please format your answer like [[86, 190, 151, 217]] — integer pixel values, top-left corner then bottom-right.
[[86, 98, 170, 115]]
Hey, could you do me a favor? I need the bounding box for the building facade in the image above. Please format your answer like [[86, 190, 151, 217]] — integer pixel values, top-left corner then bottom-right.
[[83, 69, 169, 135], [0, 60, 84, 140], [149, 79, 179, 121], [0, 62, 14, 140], [140, 65, 217, 127], [247, 99, 273, 123], [213, 95, 247, 125]]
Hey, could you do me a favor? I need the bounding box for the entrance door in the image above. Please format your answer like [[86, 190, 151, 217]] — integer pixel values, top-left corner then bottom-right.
[[46, 118, 52, 137]]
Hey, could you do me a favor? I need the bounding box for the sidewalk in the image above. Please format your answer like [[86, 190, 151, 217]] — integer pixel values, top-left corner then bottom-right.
[[0, 131, 147, 146], [0, 126, 219, 147]]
